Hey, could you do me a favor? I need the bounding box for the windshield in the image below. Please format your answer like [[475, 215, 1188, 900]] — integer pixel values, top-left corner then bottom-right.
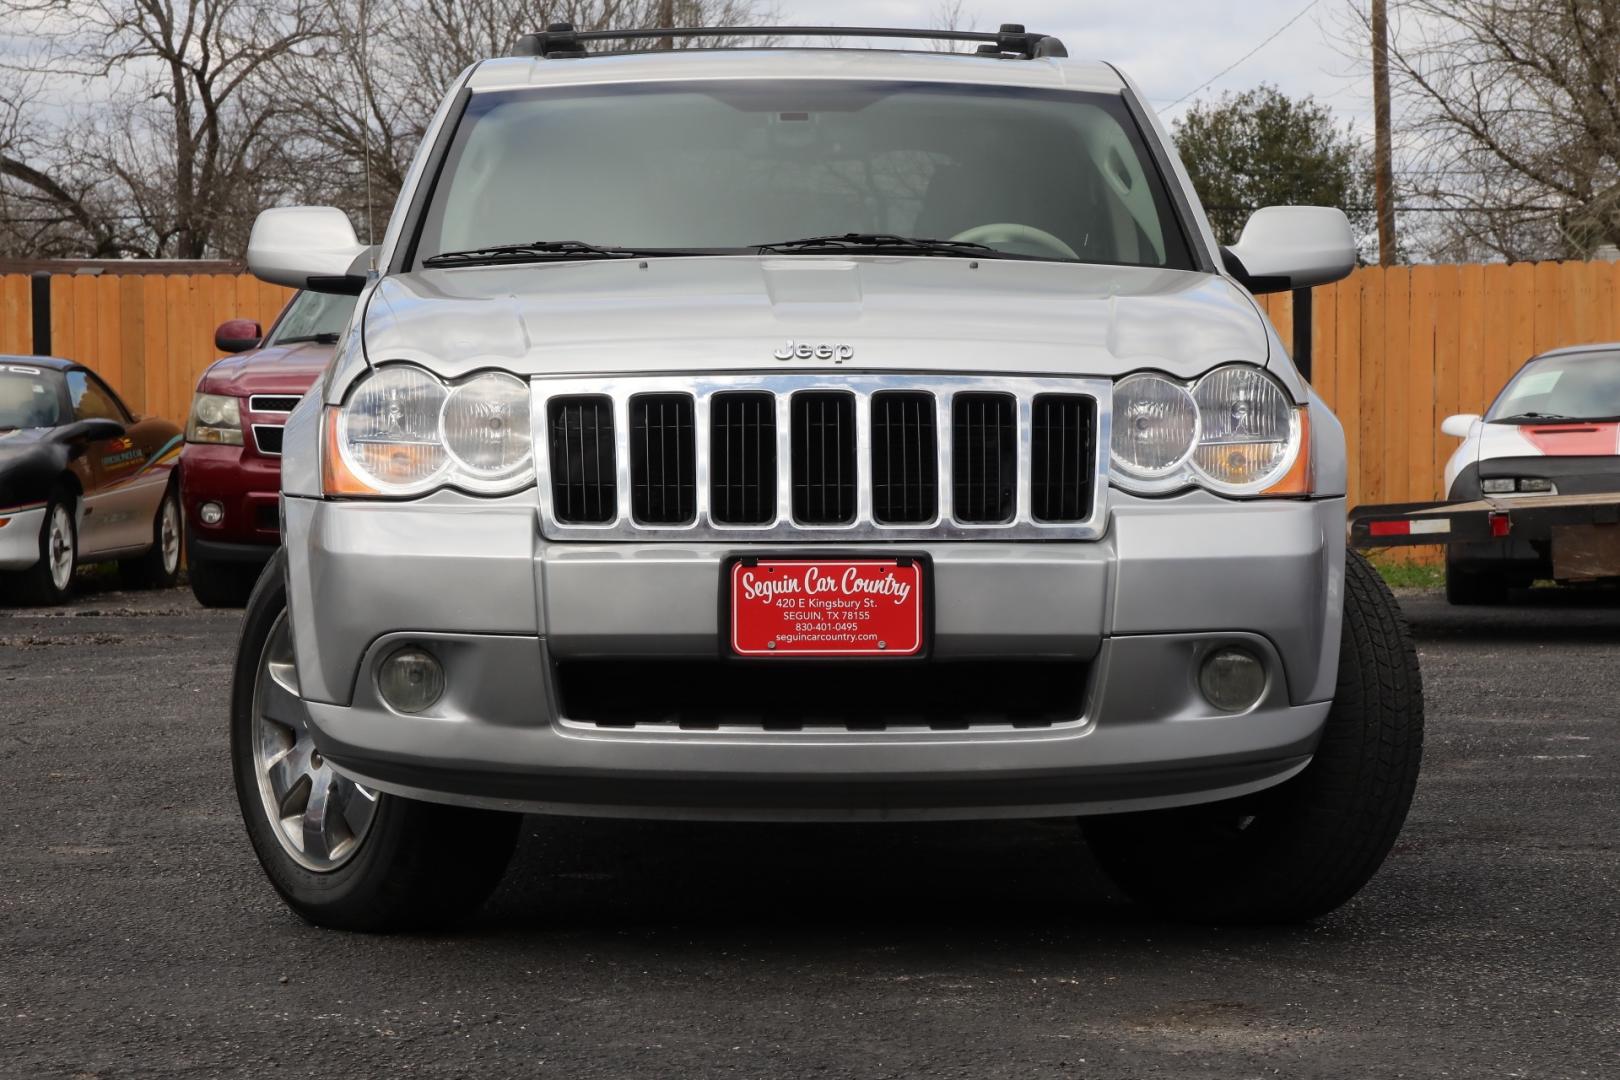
[[1487, 350, 1620, 422], [0, 366, 64, 429], [416, 81, 1194, 269], [268, 290, 358, 346]]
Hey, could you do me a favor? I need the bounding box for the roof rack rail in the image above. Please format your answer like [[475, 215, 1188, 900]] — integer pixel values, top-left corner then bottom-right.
[[510, 23, 1068, 61]]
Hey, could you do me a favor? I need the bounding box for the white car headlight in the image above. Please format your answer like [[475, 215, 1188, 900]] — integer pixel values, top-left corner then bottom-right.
[[186, 393, 243, 445], [325, 364, 533, 497], [1111, 364, 1308, 497]]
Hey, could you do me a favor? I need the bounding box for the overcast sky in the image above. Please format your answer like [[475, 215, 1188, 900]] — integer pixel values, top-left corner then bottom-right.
[[790, 0, 1371, 129]]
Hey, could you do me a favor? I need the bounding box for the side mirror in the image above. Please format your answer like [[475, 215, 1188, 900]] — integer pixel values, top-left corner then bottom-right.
[[247, 207, 368, 294], [215, 318, 263, 354], [1223, 206, 1357, 294], [1441, 413, 1480, 438], [57, 418, 126, 445]]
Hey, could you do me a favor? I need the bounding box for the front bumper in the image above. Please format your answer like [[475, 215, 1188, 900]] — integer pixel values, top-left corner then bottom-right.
[[179, 444, 282, 549], [282, 490, 1345, 820], [0, 506, 46, 571]]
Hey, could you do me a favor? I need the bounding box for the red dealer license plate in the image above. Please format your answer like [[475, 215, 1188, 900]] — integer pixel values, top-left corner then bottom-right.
[[729, 558, 926, 658]]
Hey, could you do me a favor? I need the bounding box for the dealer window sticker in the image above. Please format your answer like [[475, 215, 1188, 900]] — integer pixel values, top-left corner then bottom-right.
[[1511, 370, 1562, 398]]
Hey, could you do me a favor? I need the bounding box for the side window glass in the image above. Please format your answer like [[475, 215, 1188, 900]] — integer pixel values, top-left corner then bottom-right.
[[66, 372, 128, 423]]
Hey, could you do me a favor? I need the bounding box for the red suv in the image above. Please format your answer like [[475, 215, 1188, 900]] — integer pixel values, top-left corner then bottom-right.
[[180, 290, 356, 606]]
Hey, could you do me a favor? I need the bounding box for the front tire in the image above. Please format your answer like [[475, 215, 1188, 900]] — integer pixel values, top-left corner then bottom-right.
[[187, 537, 260, 608], [120, 483, 182, 590], [1082, 551, 1424, 924], [6, 492, 78, 605], [231, 550, 520, 931]]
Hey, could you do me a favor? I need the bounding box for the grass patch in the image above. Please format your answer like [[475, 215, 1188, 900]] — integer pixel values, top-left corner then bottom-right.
[[1369, 558, 1445, 591]]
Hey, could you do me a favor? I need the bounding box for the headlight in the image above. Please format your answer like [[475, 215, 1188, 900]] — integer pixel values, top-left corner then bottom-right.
[[324, 364, 533, 497], [1111, 365, 1308, 497], [1111, 374, 1198, 479], [186, 393, 243, 445]]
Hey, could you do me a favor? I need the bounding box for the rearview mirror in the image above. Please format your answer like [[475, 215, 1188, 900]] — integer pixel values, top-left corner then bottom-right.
[[1223, 207, 1357, 294], [247, 207, 368, 294], [57, 418, 126, 444], [1441, 413, 1480, 438], [215, 318, 263, 354]]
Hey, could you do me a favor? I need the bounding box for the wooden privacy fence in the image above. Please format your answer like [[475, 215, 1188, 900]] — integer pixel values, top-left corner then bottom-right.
[[0, 270, 293, 427], [6, 260, 1620, 518]]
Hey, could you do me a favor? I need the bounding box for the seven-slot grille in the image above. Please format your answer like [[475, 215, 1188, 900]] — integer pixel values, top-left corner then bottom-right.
[[534, 374, 1109, 540]]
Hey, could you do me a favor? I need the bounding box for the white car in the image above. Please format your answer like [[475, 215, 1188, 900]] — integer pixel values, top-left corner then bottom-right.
[[1441, 343, 1620, 602]]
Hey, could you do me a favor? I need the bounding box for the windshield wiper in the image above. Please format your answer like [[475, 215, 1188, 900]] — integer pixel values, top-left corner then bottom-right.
[[423, 240, 642, 268], [1491, 411, 1578, 424], [756, 232, 1005, 258], [277, 332, 341, 346]]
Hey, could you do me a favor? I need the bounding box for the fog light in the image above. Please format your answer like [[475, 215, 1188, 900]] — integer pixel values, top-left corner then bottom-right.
[[1198, 647, 1266, 712], [1517, 478, 1554, 493], [199, 501, 224, 525], [378, 646, 445, 714]]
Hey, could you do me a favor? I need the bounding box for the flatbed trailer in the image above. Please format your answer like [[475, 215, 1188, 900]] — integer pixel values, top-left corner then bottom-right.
[[1349, 491, 1620, 580]]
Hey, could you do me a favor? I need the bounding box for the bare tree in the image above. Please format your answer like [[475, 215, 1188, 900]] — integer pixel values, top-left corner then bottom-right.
[[0, 0, 331, 257], [1381, 0, 1620, 261], [265, 0, 775, 239]]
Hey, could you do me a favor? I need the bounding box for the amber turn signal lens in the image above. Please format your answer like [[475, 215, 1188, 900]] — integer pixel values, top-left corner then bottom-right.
[[1261, 408, 1312, 497], [322, 407, 383, 497]]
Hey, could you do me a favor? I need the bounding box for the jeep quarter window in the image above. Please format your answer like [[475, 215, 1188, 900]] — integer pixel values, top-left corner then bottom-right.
[[415, 83, 1194, 269], [234, 26, 1421, 933]]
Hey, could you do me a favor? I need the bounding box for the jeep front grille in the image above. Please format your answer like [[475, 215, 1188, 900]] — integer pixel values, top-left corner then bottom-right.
[[629, 393, 696, 524], [1031, 394, 1096, 521], [790, 391, 857, 524], [530, 374, 1111, 541], [548, 395, 616, 524], [709, 391, 776, 525], [952, 392, 1017, 523], [870, 391, 937, 525]]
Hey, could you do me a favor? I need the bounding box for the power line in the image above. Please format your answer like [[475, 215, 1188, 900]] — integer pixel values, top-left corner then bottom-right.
[[1169, 0, 1324, 108]]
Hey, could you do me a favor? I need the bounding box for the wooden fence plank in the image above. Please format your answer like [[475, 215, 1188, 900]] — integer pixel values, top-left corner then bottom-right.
[[0, 275, 30, 354], [1457, 264, 1486, 416], [1359, 268, 1387, 508], [1431, 263, 1461, 503], [1311, 282, 1338, 412], [1335, 271, 1363, 512]]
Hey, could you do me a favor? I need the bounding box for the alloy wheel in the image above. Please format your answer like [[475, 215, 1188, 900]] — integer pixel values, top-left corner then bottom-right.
[[159, 496, 181, 575], [251, 610, 378, 871], [47, 505, 73, 591]]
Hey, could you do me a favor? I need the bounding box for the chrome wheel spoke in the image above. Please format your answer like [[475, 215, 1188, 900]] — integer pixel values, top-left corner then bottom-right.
[[250, 611, 376, 872]]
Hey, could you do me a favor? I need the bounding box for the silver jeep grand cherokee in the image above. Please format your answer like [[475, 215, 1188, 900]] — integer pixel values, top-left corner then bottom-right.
[[231, 23, 1423, 931]]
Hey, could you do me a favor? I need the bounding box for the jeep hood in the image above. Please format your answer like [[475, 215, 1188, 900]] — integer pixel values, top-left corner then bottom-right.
[[352, 257, 1272, 393]]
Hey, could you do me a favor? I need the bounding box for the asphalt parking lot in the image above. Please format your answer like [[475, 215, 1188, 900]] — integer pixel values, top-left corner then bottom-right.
[[2, 583, 1617, 1079]]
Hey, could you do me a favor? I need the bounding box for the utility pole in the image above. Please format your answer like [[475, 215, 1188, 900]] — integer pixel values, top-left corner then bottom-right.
[[1372, 0, 1396, 265], [657, 0, 675, 50]]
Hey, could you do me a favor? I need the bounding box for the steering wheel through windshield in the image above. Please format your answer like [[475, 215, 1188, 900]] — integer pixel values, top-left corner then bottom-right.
[[948, 223, 1079, 261]]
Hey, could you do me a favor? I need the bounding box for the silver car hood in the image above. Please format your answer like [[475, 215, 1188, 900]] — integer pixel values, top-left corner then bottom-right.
[[348, 256, 1271, 395]]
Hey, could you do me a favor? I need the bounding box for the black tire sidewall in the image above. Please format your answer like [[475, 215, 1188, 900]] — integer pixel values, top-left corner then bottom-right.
[[229, 551, 518, 930], [231, 552, 401, 912], [20, 491, 77, 604]]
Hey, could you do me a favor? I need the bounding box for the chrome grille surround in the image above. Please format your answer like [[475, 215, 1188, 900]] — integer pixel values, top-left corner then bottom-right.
[[529, 372, 1112, 542], [251, 424, 285, 456], [248, 394, 301, 414]]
